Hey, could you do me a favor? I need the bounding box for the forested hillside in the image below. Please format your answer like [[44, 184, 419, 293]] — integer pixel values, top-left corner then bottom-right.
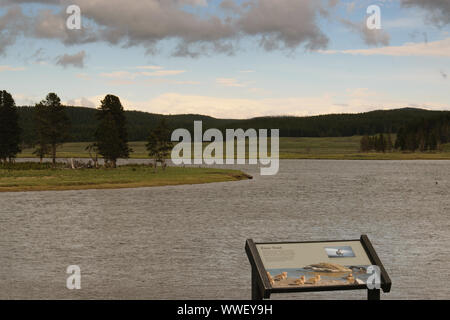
[[17, 106, 449, 144]]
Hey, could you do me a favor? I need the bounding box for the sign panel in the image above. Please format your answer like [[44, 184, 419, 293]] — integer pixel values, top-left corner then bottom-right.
[[256, 241, 373, 289]]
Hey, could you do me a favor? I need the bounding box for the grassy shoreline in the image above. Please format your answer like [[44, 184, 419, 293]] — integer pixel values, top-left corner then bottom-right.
[[17, 137, 450, 160], [0, 165, 252, 193]]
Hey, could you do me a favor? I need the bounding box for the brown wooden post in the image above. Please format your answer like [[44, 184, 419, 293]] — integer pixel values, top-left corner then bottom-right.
[[251, 267, 263, 300]]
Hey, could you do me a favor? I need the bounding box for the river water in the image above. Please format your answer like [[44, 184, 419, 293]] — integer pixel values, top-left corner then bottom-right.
[[0, 160, 449, 299]]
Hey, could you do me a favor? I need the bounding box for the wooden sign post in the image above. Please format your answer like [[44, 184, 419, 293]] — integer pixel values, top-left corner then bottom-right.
[[246, 235, 391, 300]]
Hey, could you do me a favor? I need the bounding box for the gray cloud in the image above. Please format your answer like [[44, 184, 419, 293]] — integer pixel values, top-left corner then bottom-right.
[[440, 70, 447, 79], [238, 0, 329, 51], [340, 19, 390, 47], [220, 0, 242, 13], [0, 5, 26, 55], [0, 2, 97, 56], [55, 50, 86, 68], [0, 0, 334, 57], [401, 0, 450, 26]]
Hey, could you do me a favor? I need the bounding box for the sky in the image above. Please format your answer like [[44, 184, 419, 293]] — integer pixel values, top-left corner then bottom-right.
[[0, 0, 449, 119]]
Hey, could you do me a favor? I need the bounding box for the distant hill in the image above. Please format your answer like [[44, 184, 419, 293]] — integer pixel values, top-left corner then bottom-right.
[[17, 106, 450, 144]]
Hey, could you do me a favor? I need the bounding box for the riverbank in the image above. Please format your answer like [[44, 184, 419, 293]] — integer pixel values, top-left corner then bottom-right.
[[0, 165, 251, 192], [17, 137, 450, 160]]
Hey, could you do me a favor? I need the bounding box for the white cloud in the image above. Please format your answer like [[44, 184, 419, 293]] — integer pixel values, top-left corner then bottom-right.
[[144, 79, 200, 85], [84, 91, 446, 119], [135, 66, 164, 70], [75, 72, 91, 80], [0, 65, 25, 72], [320, 38, 450, 57], [11, 93, 40, 105], [141, 70, 186, 77], [53, 89, 450, 118], [216, 78, 246, 87], [100, 71, 137, 80], [100, 68, 186, 81], [66, 97, 96, 108]]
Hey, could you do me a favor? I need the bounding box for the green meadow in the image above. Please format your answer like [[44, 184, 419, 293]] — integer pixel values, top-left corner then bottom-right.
[[18, 137, 450, 160], [0, 165, 251, 192]]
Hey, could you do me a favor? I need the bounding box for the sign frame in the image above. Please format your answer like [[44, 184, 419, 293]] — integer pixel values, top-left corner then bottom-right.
[[245, 234, 391, 300]]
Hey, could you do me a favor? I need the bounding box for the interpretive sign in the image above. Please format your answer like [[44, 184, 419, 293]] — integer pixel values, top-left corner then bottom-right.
[[245, 235, 391, 300]]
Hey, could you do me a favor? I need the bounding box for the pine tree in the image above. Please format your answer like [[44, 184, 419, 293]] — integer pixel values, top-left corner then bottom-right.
[[95, 95, 131, 168], [386, 133, 393, 152], [360, 135, 370, 152], [378, 133, 386, 153], [0, 90, 21, 162], [146, 118, 173, 171], [34, 93, 70, 166]]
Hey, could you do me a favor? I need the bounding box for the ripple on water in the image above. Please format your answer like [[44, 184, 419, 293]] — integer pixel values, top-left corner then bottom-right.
[[0, 159, 449, 299]]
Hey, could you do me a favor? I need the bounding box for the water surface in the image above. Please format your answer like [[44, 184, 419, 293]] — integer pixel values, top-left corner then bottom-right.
[[1, 160, 449, 299]]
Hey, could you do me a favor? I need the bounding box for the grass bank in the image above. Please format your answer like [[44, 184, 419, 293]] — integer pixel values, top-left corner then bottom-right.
[[17, 137, 450, 160], [0, 165, 252, 192]]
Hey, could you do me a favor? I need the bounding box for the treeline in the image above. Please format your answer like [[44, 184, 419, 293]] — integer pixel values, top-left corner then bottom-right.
[[360, 113, 450, 152], [0, 91, 172, 169], [17, 106, 220, 145], [16, 106, 448, 144], [395, 114, 450, 152], [4, 89, 450, 159], [360, 134, 394, 152]]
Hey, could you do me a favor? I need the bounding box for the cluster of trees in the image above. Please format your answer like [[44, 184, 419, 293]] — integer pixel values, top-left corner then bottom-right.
[[16, 106, 449, 144], [360, 113, 450, 152], [0, 91, 21, 163], [395, 115, 450, 152], [3, 88, 450, 160], [0, 90, 172, 168], [360, 134, 394, 153]]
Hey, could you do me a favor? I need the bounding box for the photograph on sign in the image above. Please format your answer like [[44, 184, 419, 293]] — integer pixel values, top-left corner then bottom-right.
[[325, 246, 355, 258], [257, 241, 372, 289]]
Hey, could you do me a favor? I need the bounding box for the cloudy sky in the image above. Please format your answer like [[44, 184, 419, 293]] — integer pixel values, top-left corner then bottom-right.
[[0, 0, 449, 118]]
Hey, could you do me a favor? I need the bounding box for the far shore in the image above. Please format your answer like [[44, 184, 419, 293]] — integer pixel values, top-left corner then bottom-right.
[[16, 136, 450, 161], [14, 153, 450, 160]]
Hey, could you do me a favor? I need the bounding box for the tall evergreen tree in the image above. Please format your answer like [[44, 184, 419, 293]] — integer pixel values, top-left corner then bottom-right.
[[95, 95, 131, 168], [378, 133, 386, 153], [360, 135, 370, 152], [386, 133, 393, 152], [146, 118, 173, 171], [0, 90, 21, 162], [34, 93, 70, 166]]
